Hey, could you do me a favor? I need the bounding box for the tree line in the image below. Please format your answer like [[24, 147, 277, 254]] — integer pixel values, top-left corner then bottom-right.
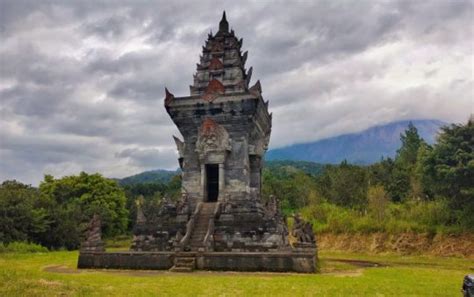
[[0, 119, 472, 250], [263, 119, 473, 233]]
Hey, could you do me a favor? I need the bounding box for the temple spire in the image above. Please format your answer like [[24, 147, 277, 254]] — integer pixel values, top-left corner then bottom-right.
[[219, 11, 229, 33]]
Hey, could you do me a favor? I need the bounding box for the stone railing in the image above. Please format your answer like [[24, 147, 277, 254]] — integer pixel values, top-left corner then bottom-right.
[[203, 202, 220, 251], [178, 202, 202, 251]]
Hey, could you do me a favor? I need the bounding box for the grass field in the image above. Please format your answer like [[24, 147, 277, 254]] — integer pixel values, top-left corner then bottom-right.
[[1, 250, 472, 296]]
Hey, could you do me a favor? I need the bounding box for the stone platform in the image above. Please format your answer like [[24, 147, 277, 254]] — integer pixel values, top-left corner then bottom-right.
[[77, 250, 317, 273]]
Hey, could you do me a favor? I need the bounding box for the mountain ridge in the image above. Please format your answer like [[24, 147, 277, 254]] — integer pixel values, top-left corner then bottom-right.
[[266, 119, 445, 164]]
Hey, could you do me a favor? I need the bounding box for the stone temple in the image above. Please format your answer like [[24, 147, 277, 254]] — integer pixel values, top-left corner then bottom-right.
[[78, 12, 317, 273]]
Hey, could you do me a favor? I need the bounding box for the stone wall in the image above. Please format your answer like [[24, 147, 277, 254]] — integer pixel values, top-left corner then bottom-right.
[[130, 201, 188, 252], [167, 94, 271, 208], [78, 252, 173, 270], [77, 251, 317, 273], [213, 205, 289, 252]]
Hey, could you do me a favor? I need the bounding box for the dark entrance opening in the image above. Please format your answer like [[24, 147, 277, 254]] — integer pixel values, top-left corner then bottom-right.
[[206, 164, 219, 202]]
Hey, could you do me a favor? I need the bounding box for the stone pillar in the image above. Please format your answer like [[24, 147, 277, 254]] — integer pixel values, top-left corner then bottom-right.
[[201, 164, 206, 201], [219, 163, 225, 196]]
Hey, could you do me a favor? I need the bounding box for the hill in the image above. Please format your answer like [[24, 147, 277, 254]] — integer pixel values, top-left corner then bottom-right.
[[264, 160, 324, 176], [118, 169, 180, 185], [266, 119, 445, 164]]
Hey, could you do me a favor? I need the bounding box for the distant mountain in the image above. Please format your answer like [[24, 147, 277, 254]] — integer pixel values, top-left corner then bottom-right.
[[264, 160, 324, 176], [118, 169, 180, 185], [266, 119, 446, 165]]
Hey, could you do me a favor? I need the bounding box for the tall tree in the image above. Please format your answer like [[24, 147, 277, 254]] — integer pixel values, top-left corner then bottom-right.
[[389, 123, 426, 201], [396, 122, 424, 167], [423, 119, 474, 227]]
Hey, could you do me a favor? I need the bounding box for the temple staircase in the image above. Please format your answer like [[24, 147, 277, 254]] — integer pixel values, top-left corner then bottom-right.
[[170, 202, 216, 272], [189, 202, 216, 251], [170, 256, 196, 272]]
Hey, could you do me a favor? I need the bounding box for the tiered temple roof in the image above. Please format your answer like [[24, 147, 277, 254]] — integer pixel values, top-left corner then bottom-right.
[[190, 12, 253, 99]]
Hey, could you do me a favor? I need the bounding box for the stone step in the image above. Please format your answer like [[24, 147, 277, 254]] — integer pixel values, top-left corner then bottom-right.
[[169, 266, 193, 272], [190, 240, 203, 243], [192, 226, 208, 230], [195, 218, 211, 221], [190, 239, 205, 244], [175, 257, 195, 264], [170, 257, 196, 272], [197, 217, 211, 220], [190, 234, 207, 240], [186, 203, 216, 251], [194, 223, 210, 226]]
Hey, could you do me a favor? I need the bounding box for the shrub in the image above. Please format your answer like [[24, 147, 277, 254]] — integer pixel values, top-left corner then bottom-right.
[[0, 241, 48, 253], [367, 185, 389, 222]]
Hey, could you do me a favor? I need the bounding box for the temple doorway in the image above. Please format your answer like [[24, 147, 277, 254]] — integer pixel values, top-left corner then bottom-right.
[[206, 164, 219, 202]]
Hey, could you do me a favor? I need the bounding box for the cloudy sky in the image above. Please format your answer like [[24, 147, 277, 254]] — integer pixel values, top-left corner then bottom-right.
[[0, 0, 472, 185]]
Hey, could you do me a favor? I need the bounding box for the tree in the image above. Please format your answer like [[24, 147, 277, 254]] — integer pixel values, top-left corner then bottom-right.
[[368, 157, 395, 188], [413, 142, 434, 200], [0, 180, 49, 244], [396, 122, 424, 167], [422, 119, 474, 227], [388, 123, 426, 202], [262, 167, 317, 211], [39, 172, 128, 249], [387, 165, 410, 202], [317, 161, 368, 209]]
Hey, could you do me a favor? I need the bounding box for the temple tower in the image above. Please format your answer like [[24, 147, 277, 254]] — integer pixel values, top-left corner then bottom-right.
[[78, 12, 317, 273], [165, 12, 271, 208]]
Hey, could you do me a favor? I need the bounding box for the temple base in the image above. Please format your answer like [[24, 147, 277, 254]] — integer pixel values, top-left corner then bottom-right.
[[77, 250, 317, 273]]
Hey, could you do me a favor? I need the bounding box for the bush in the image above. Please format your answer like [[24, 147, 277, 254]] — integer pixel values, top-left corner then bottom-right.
[[0, 241, 48, 253], [300, 199, 460, 235], [367, 185, 389, 222]]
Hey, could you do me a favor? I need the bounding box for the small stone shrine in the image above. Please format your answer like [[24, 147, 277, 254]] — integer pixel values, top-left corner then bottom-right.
[[80, 214, 105, 253], [78, 12, 317, 273]]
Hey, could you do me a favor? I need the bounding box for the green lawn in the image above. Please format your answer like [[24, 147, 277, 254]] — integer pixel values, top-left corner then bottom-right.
[[0, 250, 472, 296]]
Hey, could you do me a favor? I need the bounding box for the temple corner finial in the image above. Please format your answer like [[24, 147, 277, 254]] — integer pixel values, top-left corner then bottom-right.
[[164, 87, 175, 107]]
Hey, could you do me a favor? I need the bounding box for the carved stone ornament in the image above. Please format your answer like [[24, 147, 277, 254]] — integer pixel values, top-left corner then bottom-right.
[[249, 80, 262, 96], [209, 57, 224, 71], [195, 118, 231, 160], [202, 79, 225, 102], [164, 88, 175, 107], [173, 135, 185, 158], [291, 214, 315, 244], [80, 214, 105, 252], [136, 196, 147, 225]]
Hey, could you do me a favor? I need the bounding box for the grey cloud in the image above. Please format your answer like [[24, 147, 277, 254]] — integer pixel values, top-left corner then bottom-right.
[[115, 147, 177, 169], [0, 0, 472, 184]]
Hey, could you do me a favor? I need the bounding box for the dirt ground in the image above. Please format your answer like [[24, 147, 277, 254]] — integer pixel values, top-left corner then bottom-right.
[[317, 232, 474, 257]]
